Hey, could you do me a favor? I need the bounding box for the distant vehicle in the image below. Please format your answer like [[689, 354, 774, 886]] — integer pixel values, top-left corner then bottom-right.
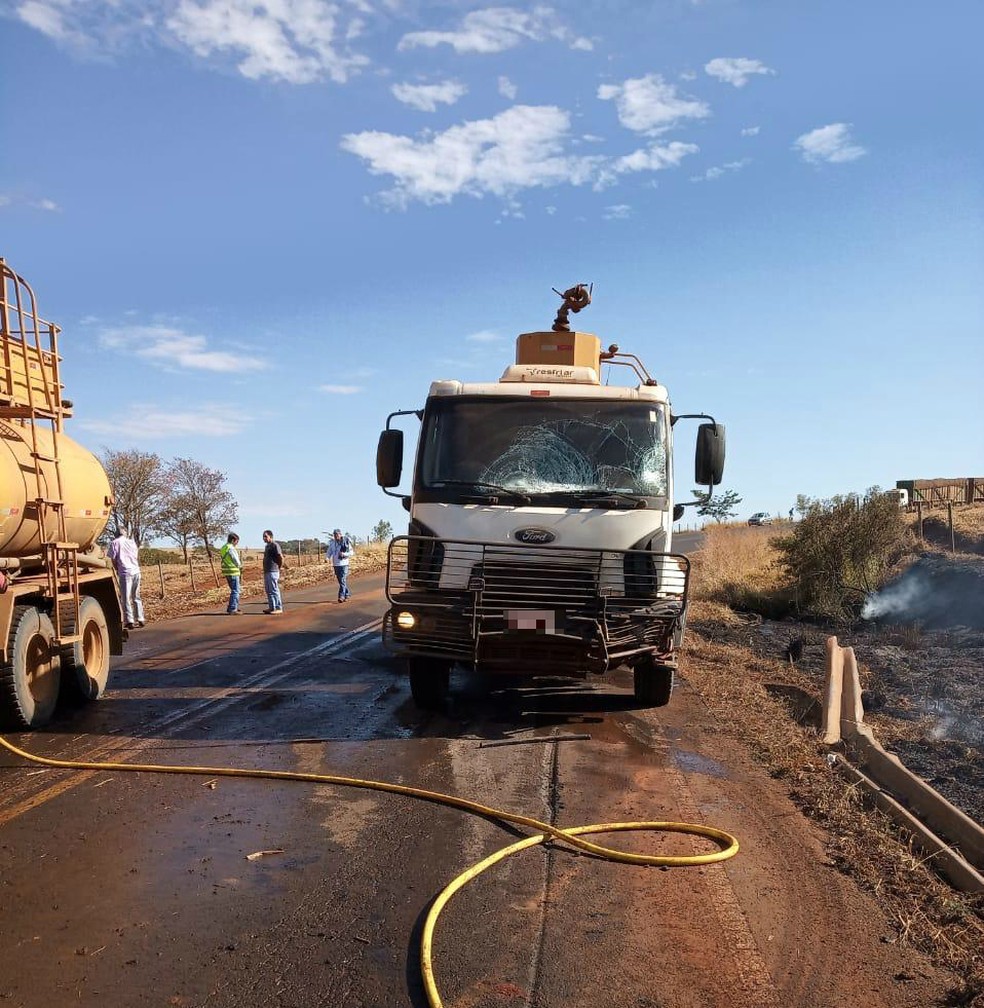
[[747, 512, 773, 526]]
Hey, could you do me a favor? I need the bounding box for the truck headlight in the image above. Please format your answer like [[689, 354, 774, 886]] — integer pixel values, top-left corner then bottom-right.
[[395, 611, 417, 630]]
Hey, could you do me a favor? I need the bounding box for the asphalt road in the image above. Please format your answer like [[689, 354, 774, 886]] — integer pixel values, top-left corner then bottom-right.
[[0, 562, 955, 1008]]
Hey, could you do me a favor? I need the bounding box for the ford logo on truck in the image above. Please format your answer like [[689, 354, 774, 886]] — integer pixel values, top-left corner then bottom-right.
[[514, 527, 556, 545]]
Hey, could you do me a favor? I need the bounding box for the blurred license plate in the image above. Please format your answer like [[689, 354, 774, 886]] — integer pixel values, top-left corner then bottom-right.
[[506, 610, 557, 634]]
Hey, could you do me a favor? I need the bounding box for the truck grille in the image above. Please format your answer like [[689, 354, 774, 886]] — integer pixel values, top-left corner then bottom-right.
[[384, 535, 689, 668]]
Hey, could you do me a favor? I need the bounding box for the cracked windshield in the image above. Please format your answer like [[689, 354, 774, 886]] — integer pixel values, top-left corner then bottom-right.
[[421, 399, 668, 496]]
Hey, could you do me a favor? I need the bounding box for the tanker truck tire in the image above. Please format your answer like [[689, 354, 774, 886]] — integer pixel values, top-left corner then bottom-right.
[[633, 657, 673, 707], [60, 596, 111, 703], [0, 606, 62, 730], [408, 657, 451, 710]]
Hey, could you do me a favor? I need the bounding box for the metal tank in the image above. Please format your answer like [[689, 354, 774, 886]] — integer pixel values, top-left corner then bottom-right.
[[1, 256, 125, 730], [0, 422, 112, 558]]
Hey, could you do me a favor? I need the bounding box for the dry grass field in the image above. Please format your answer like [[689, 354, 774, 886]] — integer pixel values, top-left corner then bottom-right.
[[911, 504, 984, 555]]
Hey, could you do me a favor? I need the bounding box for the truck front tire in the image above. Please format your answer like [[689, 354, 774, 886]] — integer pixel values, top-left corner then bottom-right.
[[0, 605, 61, 729], [408, 657, 452, 710], [633, 657, 674, 707]]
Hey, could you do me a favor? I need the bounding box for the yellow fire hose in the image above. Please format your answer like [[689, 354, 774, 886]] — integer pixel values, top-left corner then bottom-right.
[[0, 733, 738, 1007]]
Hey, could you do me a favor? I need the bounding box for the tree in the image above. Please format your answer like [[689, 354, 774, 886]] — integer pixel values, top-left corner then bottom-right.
[[156, 492, 198, 563], [371, 519, 393, 543], [691, 488, 743, 522], [101, 449, 171, 545], [167, 458, 238, 556]]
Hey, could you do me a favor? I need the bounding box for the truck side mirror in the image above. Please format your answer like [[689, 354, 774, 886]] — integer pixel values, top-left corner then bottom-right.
[[695, 423, 725, 486], [376, 429, 404, 488], [673, 504, 685, 522]]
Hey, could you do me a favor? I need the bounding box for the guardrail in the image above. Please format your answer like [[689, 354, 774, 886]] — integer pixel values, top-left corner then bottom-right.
[[822, 637, 984, 893]]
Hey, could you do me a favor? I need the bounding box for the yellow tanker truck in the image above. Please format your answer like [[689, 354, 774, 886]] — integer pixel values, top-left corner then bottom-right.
[[0, 257, 125, 729]]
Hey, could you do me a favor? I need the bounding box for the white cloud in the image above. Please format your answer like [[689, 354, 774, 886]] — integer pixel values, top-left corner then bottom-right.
[[794, 123, 867, 164], [465, 330, 504, 343], [689, 157, 751, 182], [341, 105, 604, 207], [0, 192, 61, 211], [741, 126, 760, 137], [596, 141, 700, 187], [704, 57, 775, 88], [16, 0, 76, 43], [98, 324, 268, 372], [498, 75, 517, 100], [603, 204, 631, 220], [79, 404, 247, 438], [597, 74, 709, 135], [342, 105, 701, 206], [398, 6, 591, 54], [318, 384, 363, 394], [12, 0, 371, 84], [167, 0, 370, 84], [391, 79, 467, 112]]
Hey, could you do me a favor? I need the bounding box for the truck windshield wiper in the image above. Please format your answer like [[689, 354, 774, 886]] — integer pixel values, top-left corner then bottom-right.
[[429, 480, 532, 504], [568, 489, 648, 509]]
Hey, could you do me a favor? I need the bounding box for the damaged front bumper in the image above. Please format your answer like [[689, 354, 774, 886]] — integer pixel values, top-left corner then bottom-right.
[[382, 535, 689, 674]]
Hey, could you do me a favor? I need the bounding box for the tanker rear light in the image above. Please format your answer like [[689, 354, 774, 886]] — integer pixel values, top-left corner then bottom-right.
[[530, 389, 550, 397]]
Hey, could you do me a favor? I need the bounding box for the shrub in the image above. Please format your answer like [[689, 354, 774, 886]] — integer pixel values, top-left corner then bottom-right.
[[772, 488, 914, 620]]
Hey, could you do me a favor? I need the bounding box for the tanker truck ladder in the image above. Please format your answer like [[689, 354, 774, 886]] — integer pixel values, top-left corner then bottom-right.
[[0, 258, 83, 647], [0, 258, 67, 426]]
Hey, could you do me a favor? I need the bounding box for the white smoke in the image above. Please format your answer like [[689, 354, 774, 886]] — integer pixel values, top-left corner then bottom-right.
[[862, 570, 931, 620]]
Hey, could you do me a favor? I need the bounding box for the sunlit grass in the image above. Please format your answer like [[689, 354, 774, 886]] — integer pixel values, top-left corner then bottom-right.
[[690, 524, 788, 614]]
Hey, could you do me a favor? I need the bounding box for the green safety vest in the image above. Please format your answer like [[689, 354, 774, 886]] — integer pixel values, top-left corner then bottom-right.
[[219, 543, 241, 575]]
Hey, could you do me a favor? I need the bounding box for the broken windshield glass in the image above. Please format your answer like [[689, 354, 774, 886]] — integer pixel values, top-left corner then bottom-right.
[[419, 398, 668, 498]]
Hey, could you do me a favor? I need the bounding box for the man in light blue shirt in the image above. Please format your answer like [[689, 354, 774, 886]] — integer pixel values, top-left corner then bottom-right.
[[108, 526, 145, 629], [325, 528, 353, 603]]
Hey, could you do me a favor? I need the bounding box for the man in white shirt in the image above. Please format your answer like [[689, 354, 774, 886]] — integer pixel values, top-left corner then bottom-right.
[[108, 526, 145, 629], [325, 528, 353, 603]]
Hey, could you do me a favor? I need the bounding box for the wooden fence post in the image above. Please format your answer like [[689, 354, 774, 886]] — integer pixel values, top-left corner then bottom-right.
[[158, 560, 165, 599]]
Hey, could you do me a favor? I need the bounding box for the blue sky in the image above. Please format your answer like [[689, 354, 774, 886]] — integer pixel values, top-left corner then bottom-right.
[[2, 0, 981, 547]]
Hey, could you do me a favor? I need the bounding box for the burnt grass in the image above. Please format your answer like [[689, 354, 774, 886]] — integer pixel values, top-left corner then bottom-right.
[[683, 559, 984, 1003]]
